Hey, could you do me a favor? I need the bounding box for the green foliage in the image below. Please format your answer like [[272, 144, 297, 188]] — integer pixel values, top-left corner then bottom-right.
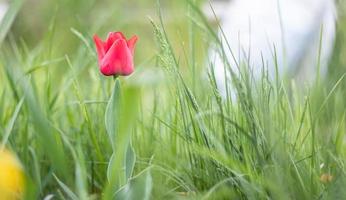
[[0, 0, 346, 199], [114, 170, 152, 200], [0, 0, 23, 46]]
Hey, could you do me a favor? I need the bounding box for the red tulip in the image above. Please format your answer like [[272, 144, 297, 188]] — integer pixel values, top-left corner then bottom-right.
[[93, 32, 138, 76]]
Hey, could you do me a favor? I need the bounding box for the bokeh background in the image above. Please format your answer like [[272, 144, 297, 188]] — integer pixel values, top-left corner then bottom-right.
[[11, 0, 198, 62], [3, 0, 346, 83], [1, 0, 346, 199]]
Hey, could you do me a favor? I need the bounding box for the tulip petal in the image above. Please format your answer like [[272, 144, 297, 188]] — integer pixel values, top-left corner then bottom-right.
[[105, 32, 126, 52], [127, 35, 138, 55], [93, 35, 106, 61], [100, 39, 134, 76]]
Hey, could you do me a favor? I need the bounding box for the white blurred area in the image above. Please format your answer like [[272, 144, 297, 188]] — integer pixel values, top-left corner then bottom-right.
[[0, 1, 8, 22], [203, 0, 230, 21], [205, 0, 337, 96]]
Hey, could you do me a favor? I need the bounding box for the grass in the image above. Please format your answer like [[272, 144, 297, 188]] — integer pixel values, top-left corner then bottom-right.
[[1, 0, 346, 199]]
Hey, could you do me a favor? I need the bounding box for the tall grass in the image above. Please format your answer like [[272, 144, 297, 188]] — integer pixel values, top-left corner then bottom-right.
[[0, 0, 346, 199]]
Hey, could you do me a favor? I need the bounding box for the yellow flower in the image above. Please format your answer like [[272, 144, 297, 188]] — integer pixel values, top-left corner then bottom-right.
[[320, 173, 333, 184], [0, 149, 25, 200]]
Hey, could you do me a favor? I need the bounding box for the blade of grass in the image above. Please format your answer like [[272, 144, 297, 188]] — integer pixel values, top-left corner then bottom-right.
[[1, 96, 24, 149], [0, 0, 23, 47]]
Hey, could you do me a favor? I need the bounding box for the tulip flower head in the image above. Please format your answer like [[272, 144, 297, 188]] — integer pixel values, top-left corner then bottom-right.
[[0, 149, 24, 200], [93, 32, 138, 76]]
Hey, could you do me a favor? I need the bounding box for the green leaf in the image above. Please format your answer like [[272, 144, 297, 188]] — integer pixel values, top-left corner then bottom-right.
[[125, 144, 136, 180], [1, 96, 24, 147], [54, 174, 79, 200], [103, 84, 140, 200], [114, 170, 152, 200], [105, 79, 121, 150], [106, 144, 136, 184], [106, 153, 115, 183]]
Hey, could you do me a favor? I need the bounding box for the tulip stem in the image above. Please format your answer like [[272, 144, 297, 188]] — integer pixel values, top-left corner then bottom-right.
[[113, 75, 119, 81]]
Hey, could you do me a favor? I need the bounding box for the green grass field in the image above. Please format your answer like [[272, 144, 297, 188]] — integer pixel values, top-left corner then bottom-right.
[[1, 0, 346, 199]]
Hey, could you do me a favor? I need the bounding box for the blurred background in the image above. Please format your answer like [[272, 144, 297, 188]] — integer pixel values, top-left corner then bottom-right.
[[2, 0, 199, 62], [1, 0, 345, 81]]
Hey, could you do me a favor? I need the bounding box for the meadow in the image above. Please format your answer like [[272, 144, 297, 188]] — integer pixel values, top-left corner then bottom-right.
[[1, 0, 346, 199]]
